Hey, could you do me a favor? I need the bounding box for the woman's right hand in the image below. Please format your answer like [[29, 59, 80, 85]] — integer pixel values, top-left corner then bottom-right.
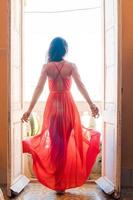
[[21, 111, 30, 123], [90, 104, 99, 118]]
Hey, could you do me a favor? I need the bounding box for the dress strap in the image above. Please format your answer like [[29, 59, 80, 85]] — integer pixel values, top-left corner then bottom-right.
[[54, 62, 65, 81], [50, 62, 66, 89]]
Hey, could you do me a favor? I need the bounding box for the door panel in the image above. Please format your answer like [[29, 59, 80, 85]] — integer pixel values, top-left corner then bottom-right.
[[8, 0, 29, 196], [104, 124, 115, 183], [96, 0, 121, 197]]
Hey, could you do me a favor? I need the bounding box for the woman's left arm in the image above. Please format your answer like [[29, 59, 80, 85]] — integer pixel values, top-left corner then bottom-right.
[[21, 64, 47, 123]]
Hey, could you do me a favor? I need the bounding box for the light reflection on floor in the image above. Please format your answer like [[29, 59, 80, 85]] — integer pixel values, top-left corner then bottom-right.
[[11, 182, 114, 200]]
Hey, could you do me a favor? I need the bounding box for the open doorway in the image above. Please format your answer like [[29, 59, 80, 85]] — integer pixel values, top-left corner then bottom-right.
[[8, 0, 121, 197], [22, 0, 103, 181]]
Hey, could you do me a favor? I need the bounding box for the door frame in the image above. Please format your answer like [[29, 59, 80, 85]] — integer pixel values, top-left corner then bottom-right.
[[7, 0, 123, 195]]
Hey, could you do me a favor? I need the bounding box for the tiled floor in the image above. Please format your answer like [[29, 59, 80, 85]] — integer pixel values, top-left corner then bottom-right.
[[2, 182, 133, 200], [8, 182, 114, 200]]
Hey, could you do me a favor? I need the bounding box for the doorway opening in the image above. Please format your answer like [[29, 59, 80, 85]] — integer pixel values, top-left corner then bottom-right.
[[8, 0, 121, 197], [22, 0, 103, 181]]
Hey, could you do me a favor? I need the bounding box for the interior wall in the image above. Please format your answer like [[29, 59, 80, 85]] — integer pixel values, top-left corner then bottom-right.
[[0, 0, 9, 184], [121, 0, 133, 187]]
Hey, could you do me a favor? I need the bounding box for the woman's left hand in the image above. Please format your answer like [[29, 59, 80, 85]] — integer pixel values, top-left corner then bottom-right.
[[90, 104, 99, 118]]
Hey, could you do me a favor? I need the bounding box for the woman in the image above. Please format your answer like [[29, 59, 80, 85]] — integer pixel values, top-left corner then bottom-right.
[[21, 37, 100, 194]]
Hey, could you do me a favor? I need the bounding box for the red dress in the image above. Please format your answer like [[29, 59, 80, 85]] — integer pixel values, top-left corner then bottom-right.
[[22, 61, 100, 191]]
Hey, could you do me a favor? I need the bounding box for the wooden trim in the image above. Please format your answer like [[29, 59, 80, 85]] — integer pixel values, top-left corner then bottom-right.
[[0, 0, 10, 185], [116, 0, 122, 193]]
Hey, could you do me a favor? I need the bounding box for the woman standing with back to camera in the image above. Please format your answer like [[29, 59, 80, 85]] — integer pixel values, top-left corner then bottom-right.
[[21, 37, 100, 194]]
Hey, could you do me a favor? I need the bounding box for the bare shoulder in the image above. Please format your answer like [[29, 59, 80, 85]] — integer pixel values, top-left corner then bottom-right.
[[42, 63, 48, 73], [65, 60, 77, 71]]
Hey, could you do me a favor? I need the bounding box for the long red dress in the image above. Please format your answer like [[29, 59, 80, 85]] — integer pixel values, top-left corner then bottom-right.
[[22, 61, 100, 191]]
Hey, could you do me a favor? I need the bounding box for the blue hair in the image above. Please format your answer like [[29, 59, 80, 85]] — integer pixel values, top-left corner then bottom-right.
[[48, 37, 68, 62]]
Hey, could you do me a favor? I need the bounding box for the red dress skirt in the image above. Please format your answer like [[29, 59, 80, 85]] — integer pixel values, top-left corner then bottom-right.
[[22, 63, 100, 191]]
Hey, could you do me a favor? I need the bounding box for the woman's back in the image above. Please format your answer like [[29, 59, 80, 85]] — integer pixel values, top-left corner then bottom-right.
[[46, 60, 72, 91]]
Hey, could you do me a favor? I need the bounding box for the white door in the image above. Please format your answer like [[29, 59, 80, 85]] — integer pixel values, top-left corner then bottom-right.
[[8, 0, 29, 196], [96, 0, 121, 198]]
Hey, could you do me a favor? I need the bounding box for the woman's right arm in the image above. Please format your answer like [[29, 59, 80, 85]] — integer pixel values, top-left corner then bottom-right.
[[71, 63, 99, 118], [21, 64, 47, 123]]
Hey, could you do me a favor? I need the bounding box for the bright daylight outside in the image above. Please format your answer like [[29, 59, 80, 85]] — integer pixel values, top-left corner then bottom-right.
[[23, 0, 103, 179]]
